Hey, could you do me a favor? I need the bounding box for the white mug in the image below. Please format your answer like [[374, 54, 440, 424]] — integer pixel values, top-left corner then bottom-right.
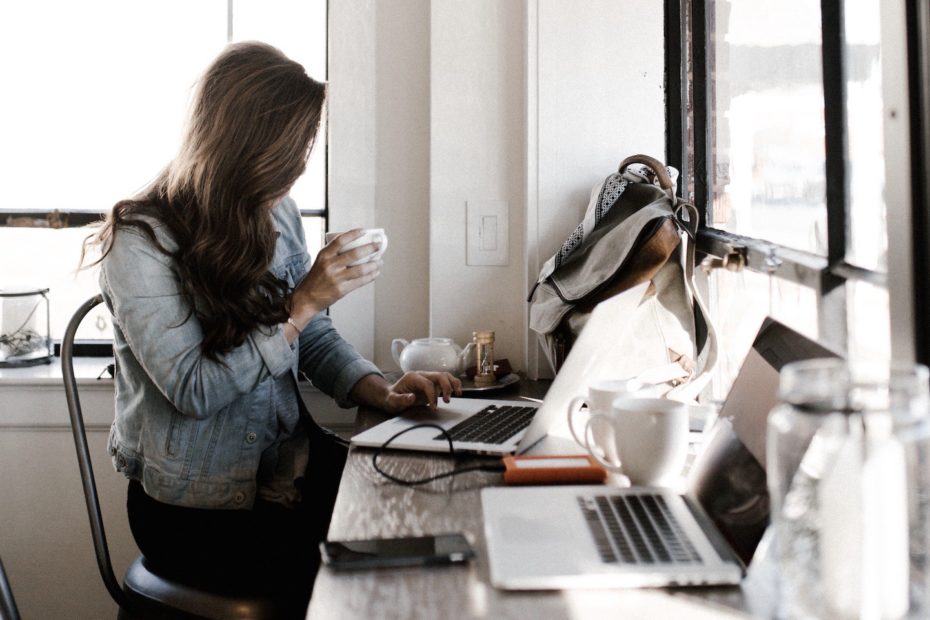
[[582, 396, 689, 486], [325, 229, 389, 266], [566, 378, 648, 448]]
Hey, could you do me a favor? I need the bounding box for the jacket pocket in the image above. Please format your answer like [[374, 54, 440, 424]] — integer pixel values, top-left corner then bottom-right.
[[164, 411, 184, 456]]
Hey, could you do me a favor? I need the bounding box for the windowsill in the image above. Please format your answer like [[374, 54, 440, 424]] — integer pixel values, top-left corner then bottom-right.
[[0, 357, 348, 389], [0, 357, 347, 431], [0, 356, 114, 386]]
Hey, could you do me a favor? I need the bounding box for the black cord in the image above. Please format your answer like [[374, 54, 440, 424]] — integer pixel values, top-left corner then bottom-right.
[[372, 423, 505, 486], [96, 363, 115, 380]]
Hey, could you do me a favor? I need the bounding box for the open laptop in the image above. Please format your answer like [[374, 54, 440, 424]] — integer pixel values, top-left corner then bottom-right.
[[351, 281, 687, 456], [481, 318, 837, 589]]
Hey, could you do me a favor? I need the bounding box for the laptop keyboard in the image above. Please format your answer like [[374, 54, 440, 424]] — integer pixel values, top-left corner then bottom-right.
[[578, 494, 702, 565], [433, 405, 537, 445]]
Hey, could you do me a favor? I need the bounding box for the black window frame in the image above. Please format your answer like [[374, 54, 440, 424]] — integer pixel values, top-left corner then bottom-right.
[[664, 0, 926, 358], [907, 0, 930, 366]]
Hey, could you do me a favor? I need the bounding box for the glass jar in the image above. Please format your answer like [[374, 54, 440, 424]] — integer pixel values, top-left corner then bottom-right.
[[0, 288, 53, 367], [768, 359, 930, 619]]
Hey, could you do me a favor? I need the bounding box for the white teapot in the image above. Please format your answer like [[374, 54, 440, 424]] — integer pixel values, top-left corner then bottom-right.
[[390, 337, 474, 375]]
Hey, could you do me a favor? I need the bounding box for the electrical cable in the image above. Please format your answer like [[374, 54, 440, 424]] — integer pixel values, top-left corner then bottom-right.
[[372, 423, 505, 486]]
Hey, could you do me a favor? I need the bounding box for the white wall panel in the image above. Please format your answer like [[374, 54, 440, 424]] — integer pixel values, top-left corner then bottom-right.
[[527, 0, 666, 375], [430, 0, 528, 370]]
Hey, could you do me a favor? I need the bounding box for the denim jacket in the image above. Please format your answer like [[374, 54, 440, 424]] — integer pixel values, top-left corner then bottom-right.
[[100, 197, 380, 510]]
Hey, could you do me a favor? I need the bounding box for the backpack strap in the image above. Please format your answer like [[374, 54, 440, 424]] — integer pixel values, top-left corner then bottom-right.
[[619, 154, 678, 205], [665, 201, 719, 402]]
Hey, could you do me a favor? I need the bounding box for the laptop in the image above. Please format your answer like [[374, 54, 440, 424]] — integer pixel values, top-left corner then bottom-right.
[[481, 318, 838, 589], [351, 282, 689, 456]]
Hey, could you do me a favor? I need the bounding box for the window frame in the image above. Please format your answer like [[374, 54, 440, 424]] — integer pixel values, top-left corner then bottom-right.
[[907, 0, 930, 365], [666, 0, 897, 357]]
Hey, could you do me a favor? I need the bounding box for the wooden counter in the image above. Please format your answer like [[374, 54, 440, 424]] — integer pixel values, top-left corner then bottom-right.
[[306, 381, 775, 619]]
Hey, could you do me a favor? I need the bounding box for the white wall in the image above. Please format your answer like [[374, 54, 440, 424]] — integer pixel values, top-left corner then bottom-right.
[[429, 0, 528, 369], [534, 0, 665, 261], [373, 0, 432, 368], [0, 383, 132, 620], [328, 0, 434, 370], [328, 0, 379, 360], [329, 0, 665, 376]]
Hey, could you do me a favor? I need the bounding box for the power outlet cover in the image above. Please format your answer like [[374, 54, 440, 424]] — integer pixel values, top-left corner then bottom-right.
[[466, 200, 509, 266]]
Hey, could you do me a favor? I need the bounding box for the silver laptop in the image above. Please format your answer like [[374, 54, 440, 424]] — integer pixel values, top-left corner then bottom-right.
[[482, 318, 837, 589], [351, 282, 672, 456]]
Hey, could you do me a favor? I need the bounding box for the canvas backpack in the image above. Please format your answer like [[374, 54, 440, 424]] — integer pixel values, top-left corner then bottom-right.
[[528, 154, 717, 401]]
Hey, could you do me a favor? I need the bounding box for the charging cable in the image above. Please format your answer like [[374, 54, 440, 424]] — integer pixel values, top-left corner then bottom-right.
[[372, 423, 505, 486]]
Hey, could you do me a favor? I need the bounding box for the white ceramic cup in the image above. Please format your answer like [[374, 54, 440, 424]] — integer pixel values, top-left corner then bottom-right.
[[566, 378, 645, 448], [325, 229, 388, 266], [582, 396, 689, 486]]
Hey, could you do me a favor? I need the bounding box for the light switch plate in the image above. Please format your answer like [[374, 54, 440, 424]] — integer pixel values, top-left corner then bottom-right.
[[466, 200, 509, 266]]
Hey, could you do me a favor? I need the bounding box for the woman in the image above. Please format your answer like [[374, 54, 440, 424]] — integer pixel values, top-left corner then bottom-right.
[[84, 41, 460, 610]]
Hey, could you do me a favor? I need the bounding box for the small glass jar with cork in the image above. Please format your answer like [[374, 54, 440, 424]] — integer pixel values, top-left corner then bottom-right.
[[472, 330, 496, 387]]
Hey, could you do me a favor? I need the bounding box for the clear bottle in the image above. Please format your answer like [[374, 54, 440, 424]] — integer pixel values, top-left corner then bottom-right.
[[768, 359, 930, 620]]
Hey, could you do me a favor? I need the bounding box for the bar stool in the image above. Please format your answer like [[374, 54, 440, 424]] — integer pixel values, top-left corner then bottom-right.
[[62, 295, 285, 619], [0, 551, 21, 620]]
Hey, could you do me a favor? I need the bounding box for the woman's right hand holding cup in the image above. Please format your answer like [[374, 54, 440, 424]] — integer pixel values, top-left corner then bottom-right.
[[290, 229, 383, 325]]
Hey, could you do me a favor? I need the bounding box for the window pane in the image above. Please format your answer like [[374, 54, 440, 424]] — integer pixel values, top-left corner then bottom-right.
[[843, 0, 887, 271], [232, 0, 328, 213], [302, 216, 325, 261], [0, 1, 227, 212], [706, 268, 819, 401], [0, 228, 112, 340], [710, 0, 827, 255], [0, 0, 328, 342]]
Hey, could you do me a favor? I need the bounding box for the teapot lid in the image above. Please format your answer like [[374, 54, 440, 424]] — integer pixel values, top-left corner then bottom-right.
[[412, 337, 455, 344]]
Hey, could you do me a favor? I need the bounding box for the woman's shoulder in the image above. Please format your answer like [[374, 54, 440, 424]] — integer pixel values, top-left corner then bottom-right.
[[270, 195, 306, 245], [106, 209, 178, 263], [271, 195, 300, 227]]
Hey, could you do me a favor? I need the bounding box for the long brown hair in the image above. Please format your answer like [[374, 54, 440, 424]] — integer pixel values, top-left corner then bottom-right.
[[84, 41, 326, 360]]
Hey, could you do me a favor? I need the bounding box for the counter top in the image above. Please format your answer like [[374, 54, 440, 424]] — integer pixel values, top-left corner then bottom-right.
[[306, 385, 773, 619], [0, 356, 113, 386]]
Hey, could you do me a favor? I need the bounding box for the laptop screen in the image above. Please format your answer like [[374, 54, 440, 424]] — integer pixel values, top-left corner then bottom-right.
[[686, 318, 839, 565]]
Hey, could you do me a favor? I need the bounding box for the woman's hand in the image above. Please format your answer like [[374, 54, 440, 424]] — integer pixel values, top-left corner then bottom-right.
[[290, 229, 383, 324], [383, 371, 464, 413], [349, 372, 464, 414]]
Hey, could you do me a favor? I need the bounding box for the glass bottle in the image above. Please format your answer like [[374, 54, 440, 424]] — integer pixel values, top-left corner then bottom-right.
[[767, 359, 930, 619], [473, 330, 496, 387]]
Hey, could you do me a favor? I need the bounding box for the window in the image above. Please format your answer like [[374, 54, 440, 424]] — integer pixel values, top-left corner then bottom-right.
[[0, 0, 327, 342], [668, 0, 892, 397]]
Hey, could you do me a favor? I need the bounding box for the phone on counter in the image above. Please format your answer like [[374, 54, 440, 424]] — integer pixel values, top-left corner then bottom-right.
[[320, 533, 475, 571]]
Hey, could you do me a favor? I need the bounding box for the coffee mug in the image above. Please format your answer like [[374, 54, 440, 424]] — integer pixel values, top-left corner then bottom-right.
[[566, 378, 647, 448], [325, 229, 388, 266], [582, 397, 689, 486]]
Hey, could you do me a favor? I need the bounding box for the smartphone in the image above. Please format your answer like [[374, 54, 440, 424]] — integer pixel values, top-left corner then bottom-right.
[[319, 533, 475, 570]]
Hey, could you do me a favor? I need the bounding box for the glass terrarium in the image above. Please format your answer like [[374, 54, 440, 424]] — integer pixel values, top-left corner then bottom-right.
[[0, 288, 53, 367]]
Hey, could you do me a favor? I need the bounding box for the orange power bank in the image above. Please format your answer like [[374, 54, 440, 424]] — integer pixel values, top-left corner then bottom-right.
[[501, 454, 607, 486]]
